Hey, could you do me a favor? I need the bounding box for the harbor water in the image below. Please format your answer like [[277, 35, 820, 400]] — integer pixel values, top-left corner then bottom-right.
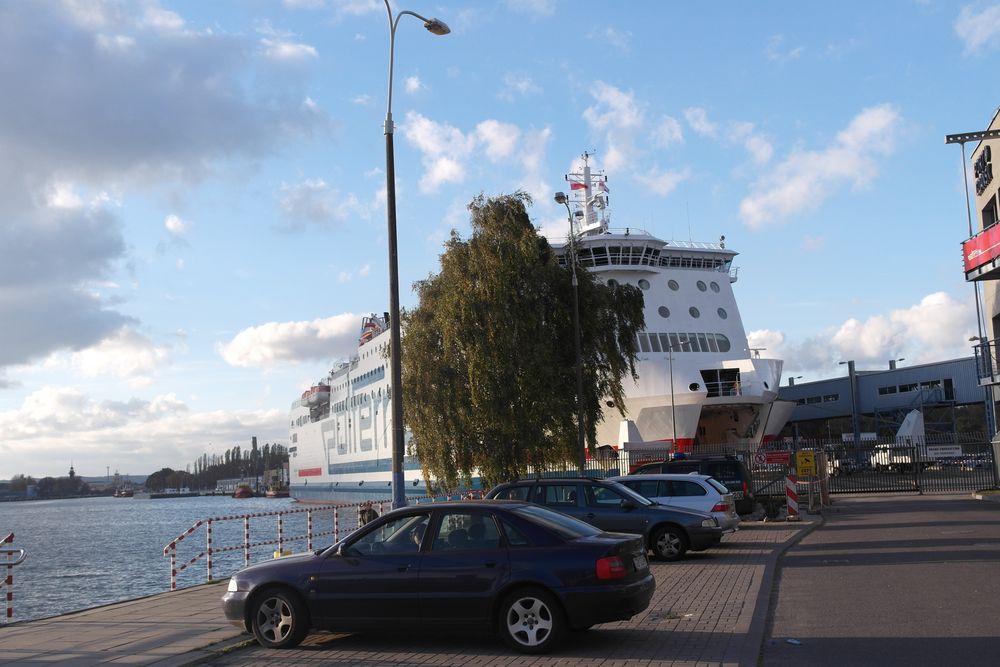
[[1, 495, 363, 623]]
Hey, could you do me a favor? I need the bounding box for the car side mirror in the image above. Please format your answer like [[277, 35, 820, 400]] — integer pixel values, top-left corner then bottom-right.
[[621, 500, 635, 511]]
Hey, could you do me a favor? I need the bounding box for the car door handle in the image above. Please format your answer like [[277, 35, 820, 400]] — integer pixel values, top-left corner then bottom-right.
[[586, 513, 596, 519], [397, 564, 411, 572]]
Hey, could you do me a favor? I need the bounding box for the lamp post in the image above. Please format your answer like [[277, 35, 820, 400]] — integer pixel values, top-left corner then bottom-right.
[[554, 192, 586, 474], [888, 358, 904, 370], [839, 360, 860, 445], [668, 341, 677, 446], [788, 375, 803, 386], [382, 0, 449, 509]]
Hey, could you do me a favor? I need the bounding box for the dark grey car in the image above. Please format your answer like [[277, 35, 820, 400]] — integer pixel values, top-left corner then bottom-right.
[[485, 478, 724, 561]]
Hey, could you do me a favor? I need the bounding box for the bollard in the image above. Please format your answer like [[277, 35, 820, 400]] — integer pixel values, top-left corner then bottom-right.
[[786, 474, 800, 520]]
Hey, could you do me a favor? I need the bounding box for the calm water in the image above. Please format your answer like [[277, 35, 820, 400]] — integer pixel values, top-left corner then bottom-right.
[[0, 495, 362, 623]]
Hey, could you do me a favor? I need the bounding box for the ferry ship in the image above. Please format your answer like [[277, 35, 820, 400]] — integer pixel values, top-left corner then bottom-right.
[[288, 155, 791, 503]]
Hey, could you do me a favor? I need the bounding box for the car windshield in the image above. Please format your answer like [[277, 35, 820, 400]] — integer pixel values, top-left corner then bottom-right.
[[603, 480, 654, 506], [510, 505, 602, 539], [705, 477, 729, 495]]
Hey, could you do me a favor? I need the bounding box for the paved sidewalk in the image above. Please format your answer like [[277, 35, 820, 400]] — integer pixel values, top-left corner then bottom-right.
[[198, 519, 816, 667], [0, 518, 816, 667]]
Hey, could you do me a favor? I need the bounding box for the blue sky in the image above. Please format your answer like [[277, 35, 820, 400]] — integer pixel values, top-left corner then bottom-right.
[[2, 0, 997, 479]]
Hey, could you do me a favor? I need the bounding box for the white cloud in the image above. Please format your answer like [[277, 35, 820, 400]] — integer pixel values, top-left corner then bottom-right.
[[684, 107, 717, 138], [260, 37, 318, 61], [749, 292, 975, 378], [278, 179, 367, 227], [739, 103, 899, 228], [164, 214, 189, 236], [596, 26, 633, 54], [954, 4, 1000, 53], [404, 75, 424, 94], [498, 73, 541, 101], [402, 112, 476, 192], [504, 0, 555, 17], [476, 120, 521, 161], [765, 34, 804, 63], [0, 386, 285, 479], [634, 166, 691, 196], [732, 121, 773, 165], [0, 2, 327, 373], [651, 116, 684, 148], [351, 94, 372, 105], [69, 326, 171, 382], [582, 82, 645, 172], [218, 313, 364, 368]]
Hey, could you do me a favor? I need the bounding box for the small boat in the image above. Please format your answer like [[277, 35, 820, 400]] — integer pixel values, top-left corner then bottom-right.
[[233, 484, 254, 499], [265, 486, 290, 498]]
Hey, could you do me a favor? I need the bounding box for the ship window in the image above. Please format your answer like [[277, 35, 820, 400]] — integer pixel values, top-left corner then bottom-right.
[[638, 279, 650, 290], [696, 280, 707, 292], [637, 334, 651, 353], [659, 333, 672, 350], [648, 332, 662, 352], [705, 333, 720, 352], [689, 307, 700, 318], [697, 333, 709, 351], [668, 279, 679, 291], [668, 332, 683, 350], [716, 334, 731, 352], [717, 307, 728, 319], [658, 306, 670, 318], [710, 281, 720, 293]]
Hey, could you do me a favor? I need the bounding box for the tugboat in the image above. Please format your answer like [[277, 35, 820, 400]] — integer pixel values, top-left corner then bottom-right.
[[232, 483, 254, 499]]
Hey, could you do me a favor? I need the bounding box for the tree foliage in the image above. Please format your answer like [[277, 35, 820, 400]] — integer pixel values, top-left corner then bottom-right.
[[401, 192, 644, 491]]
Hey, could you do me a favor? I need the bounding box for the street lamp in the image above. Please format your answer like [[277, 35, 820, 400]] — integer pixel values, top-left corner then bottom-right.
[[382, 0, 449, 510], [888, 358, 905, 370], [554, 191, 586, 474], [788, 375, 803, 386], [839, 360, 860, 445]]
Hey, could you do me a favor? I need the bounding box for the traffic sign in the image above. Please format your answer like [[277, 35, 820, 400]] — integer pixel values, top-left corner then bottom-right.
[[796, 451, 816, 476]]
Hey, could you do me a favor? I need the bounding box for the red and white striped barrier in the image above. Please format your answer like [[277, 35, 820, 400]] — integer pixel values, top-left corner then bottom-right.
[[785, 474, 799, 520], [1, 532, 26, 624]]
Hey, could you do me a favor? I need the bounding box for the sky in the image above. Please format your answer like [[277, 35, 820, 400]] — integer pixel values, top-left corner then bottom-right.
[[2, 0, 998, 480]]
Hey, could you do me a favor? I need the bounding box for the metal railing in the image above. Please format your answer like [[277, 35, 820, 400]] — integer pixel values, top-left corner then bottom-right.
[[163, 493, 484, 590], [2, 532, 27, 624]]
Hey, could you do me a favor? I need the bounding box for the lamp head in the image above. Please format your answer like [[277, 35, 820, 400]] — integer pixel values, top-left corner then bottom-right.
[[554, 191, 567, 204], [423, 18, 450, 35]]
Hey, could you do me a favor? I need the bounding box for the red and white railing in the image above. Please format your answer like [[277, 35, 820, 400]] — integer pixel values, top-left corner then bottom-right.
[[1, 532, 27, 624], [162, 493, 486, 590]]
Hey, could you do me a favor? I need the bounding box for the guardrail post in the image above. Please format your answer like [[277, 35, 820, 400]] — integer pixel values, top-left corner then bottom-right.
[[243, 516, 250, 568], [206, 519, 213, 583], [307, 510, 314, 551], [333, 507, 340, 543], [3, 533, 13, 623], [277, 514, 284, 554]]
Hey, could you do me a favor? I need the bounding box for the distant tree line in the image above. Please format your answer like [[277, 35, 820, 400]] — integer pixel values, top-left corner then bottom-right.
[[146, 437, 289, 492], [5, 437, 289, 497]]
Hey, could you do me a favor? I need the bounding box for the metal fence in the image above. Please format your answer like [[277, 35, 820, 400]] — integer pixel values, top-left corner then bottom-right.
[[523, 433, 997, 505]]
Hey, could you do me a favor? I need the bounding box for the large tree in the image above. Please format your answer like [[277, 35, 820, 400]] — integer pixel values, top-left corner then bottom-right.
[[401, 192, 644, 491]]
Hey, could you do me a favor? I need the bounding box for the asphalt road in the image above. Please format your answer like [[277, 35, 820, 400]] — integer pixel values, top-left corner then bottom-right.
[[762, 493, 1000, 667]]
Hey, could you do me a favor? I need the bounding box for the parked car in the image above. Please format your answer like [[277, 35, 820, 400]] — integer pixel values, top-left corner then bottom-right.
[[484, 477, 724, 561], [222, 500, 654, 654], [609, 473, 740, 533], [631, 455, 756, 515]]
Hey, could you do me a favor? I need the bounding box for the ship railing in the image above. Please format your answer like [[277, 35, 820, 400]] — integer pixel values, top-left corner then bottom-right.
[[1, 532, 27, 624]]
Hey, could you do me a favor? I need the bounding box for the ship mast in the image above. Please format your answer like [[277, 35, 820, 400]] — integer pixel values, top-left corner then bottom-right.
[[564, 151, 610, 235]]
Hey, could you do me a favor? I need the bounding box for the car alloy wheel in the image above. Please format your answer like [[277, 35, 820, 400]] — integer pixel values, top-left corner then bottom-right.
[[251, 586, 309, 649], [499, 587, 563, 654], [652, 525, 688, 561]]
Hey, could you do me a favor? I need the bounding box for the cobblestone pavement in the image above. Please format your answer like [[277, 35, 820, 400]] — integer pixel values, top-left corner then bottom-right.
[[197, 520, 813, 667]]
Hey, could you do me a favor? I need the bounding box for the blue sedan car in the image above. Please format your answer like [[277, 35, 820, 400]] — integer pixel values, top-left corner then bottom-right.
[[222, 500, 655, 654]]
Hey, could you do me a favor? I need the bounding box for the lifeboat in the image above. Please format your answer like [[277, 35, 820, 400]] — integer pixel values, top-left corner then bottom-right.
[[305, 384, 330, 406]]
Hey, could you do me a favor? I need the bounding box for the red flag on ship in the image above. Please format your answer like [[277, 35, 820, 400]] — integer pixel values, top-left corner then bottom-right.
[[570, 181, 586, 190]]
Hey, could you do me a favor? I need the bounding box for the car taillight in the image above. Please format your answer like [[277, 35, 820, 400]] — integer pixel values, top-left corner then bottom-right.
[[596, 556, 626, 580], [743, 480, 749, 496], [711, 502, 728, 512]]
